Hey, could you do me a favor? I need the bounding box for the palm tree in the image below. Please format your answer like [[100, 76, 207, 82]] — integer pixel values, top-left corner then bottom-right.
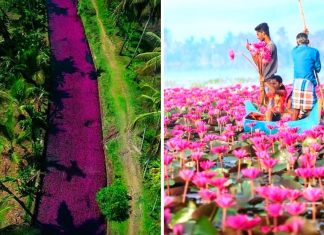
[[134, 32, 160, 76]]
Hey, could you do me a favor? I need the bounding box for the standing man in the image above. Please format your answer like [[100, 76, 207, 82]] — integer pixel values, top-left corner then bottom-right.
[[291, 32, 321, 120], [247, 23, 278, 105]]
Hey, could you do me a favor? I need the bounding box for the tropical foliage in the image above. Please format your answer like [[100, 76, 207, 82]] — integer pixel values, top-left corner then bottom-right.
[[0, 0, 49, 230]]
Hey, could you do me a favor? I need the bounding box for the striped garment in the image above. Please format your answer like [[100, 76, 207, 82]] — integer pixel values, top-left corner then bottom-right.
[[291, 78, 317, 110]]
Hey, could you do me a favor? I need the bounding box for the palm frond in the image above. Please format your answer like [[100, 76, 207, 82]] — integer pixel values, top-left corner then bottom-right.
[[135, 51, 160, 61]]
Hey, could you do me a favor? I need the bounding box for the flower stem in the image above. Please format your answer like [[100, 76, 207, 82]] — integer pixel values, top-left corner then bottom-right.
[[268, 168, 272, 185], [222, 208, 227, 231], [237, 159, 241, 180], [166, 166, 170, 196], [312, 201, 316, 222], [182, 180, 189, 203], [250, 180, 255, 198]]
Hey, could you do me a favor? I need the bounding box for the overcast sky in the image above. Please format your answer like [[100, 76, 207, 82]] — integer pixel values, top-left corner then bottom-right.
[[164, 0, 324, 43]]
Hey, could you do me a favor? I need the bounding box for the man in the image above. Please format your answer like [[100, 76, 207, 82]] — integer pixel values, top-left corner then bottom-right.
[[247, 23, 278, 105], [264, 75, 287, 121], [291, 33, 321, 120]]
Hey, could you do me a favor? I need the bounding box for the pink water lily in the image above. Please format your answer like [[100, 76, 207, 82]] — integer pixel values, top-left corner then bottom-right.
[[233, 148, 248, 179], [216, 193, 236, 230], [179, 169, 195, 202], [228, 49, 235, 61], [303, 187, 322, 221], [285, 201, 306, 216], [164, 86, 324, 232], [262, 158, 278, 184], [226, 214, 261, 230], [242, 167, 261, 197]]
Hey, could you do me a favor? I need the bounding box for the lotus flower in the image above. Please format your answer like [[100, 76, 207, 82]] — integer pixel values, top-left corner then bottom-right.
[[303, 187, 322, 221], [228, 49, 235, 61], [226, 214, 261, 231], [179, 169, 195, 202], [173, 223, 184, 235], [216, 193, 236, 230], [285, 201, 306, 216], [233, 148, 248, 179]]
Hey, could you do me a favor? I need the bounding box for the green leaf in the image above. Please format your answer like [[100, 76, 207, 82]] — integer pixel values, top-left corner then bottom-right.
[[213, 207, 236, 227], [192, 217, 218, 235], [273, 149, 288, 164], [170, 201, 196, 226], [11, 152, 21, 164], [272, 163, 287, 173], [316, 159, 324, 167], [165, 179, 175, 187], [279, 177, 303, 190]]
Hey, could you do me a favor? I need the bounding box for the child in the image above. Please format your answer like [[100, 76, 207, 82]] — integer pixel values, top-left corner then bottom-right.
[[264, 75, 287, 121]]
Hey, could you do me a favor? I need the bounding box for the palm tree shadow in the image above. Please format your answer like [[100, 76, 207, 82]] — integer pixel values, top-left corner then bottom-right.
[[45, 159, 86, 182], [47, 1, 68, 16], [39, 201, 105, 235]]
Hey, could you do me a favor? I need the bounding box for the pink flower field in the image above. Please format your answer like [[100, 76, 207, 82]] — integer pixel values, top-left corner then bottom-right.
[[164, 85, 324, 235]]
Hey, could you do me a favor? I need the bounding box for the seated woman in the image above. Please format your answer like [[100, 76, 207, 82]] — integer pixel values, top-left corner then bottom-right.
[[264, 75, 287, 121]]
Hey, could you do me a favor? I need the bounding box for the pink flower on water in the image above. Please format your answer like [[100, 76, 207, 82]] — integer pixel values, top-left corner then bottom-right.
[[228, 49, 235, 61], [173, 224, 184, 235], [285, 201, 306, 216], [199, 160, 215, 171], [262, 158, 278, 169], [165, 208, 171, 224], [241, 167, 261, 179], [210, 145, 228, 154], [215, 193, 236, 208], [209, 177, 228, 189], [164, 154, 174, 165], [277, 217, 304, 234], [314, 166, 324, 178], [267, 186, 288, 203], [303, 187, 322, 202], [295, 168, 313, 179], [232, 148, 248, 159], [198, 189, 217, 202], [164, 195, 174, 208], [286, 189, 302, 201], [191, 151, 203, 161], [192, 173, 208, 188], [179, 169, 195, 182], [265, 203, 283, 217], [226, 214, 261, 230]]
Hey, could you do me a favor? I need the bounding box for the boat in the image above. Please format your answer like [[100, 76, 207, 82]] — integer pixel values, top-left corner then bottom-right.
[[243, 100, 320, 134]]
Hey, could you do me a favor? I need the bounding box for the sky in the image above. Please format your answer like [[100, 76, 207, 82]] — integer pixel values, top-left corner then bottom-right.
[[164, 0, 324, 44]]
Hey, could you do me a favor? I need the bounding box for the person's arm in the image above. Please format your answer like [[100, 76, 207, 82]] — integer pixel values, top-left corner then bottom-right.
[[314, 50, 321, 73]]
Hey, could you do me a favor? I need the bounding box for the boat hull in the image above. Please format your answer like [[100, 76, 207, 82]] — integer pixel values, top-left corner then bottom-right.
[[243, 101, 319, 134]]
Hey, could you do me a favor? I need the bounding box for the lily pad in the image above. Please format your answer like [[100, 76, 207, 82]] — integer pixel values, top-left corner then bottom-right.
[[192, 217, 218, 235], [170, 201, 196, 226]]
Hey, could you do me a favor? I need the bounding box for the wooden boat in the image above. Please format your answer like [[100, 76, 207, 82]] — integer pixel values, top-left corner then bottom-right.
[[243, 101, 320, 134]]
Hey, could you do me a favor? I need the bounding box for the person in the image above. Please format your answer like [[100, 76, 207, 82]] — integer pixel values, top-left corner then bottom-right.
[[264, 75, 287, 121], [247, 23, 278, 104], [291, 32, 321, 120]]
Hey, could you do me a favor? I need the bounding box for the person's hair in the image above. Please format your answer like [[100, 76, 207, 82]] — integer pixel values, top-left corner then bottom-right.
[[255, 23, 270, 37], [268, 75, 283, 84], [296, 32, 309, 45]]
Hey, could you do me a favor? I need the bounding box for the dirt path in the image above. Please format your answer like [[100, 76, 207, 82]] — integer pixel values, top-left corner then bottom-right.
[[90, 0, 143, 234], [36, 1, 106, 234]]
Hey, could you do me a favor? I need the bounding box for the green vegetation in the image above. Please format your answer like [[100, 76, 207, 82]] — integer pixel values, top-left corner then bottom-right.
[[0, 0, 49, 230], [96, 180, 130, 222], [78, 0, 160, 234]]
